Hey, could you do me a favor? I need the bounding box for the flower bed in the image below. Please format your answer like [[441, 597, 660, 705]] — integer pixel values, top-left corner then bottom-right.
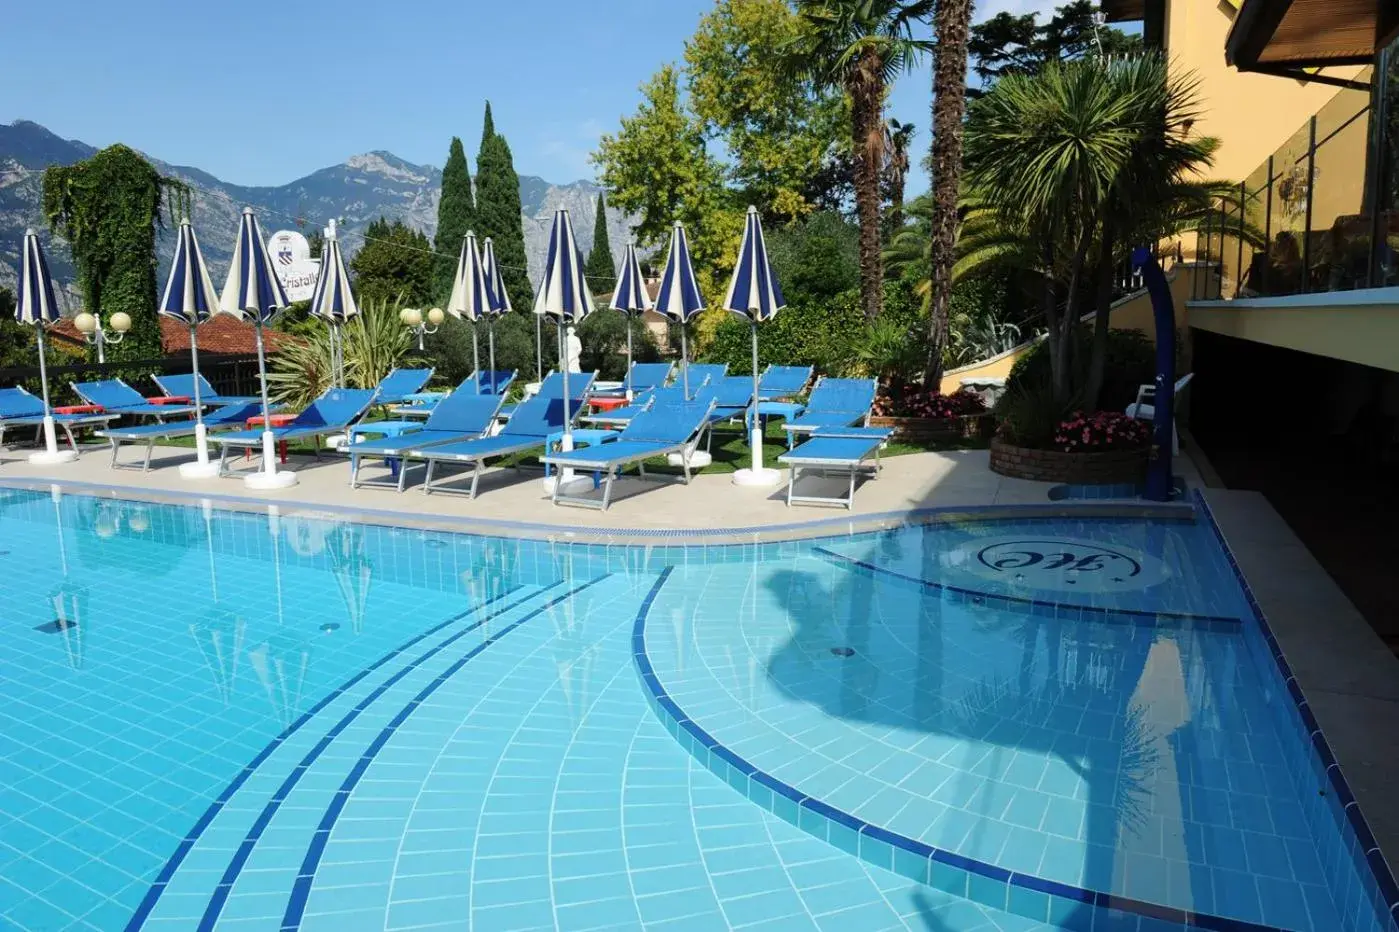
[[869, 413, 995, 443], [868, 387, 992, 442]]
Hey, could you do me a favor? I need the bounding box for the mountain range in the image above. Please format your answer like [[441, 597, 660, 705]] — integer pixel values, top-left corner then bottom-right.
[[0, 119, 633, 302]]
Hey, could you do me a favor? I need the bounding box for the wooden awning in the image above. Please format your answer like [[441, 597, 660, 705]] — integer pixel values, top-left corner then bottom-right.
[[1100, 0, 1145, 23], [1227, 0, 1399, 70]]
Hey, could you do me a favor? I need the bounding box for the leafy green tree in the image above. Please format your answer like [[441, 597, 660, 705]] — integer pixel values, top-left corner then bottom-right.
[[576, 309, 660, 380], [305, 229, 324, 260], [593, 65, 743, 301], [786, 0, 933, 321], [350, 217, 435, 306], [585, 192, 616, 294], [434, 136, 476, 302], [766, 210, 859, 308], [0, 287, 36, 370], [964, 54, 1223, 406], [41, 144, 188, 361], [685, 0, 848, 220], [881, 118, 915, 232], [925, 0, 973, 386], [968, 0, 1140, 96], [474, 103, 531, 309]]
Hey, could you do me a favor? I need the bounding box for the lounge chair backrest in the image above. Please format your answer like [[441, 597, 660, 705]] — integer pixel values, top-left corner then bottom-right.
[[470, 370, 516, 395], [423, 391, 504, 435], [73, 379, 147, 410], [0, 387, 43, 418], [204, 402, 264, 426], [758, 365, 812, 395], [501, 394, 569, 436], [377, 367, 434, 398], [685, 363, 727, 389], [646, 386, 690, 407], [565, 371, 598, 403], [625, 362, 674, 392], [532, 371, 567, 397], [622, 401, 715, 445], [153, 372, 219, 400], [806, 377, 877, 414], [710, 376, 758, 408], [292, 388, 377, 429]]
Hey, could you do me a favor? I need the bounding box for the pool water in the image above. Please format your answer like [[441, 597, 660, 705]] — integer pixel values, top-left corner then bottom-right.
[[0, 487, 1392, 932]]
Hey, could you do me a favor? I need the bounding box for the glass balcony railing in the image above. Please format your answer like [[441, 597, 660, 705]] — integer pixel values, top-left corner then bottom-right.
[[1195, 68, 1382, 301]]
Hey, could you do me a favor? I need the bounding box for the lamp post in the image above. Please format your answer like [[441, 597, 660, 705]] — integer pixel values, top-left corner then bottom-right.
[[73, 311, 131, 364], [400, 306, 444, 351]]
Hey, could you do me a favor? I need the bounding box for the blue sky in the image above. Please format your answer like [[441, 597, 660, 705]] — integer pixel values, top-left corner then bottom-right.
[[4, 0, 1056, 194]]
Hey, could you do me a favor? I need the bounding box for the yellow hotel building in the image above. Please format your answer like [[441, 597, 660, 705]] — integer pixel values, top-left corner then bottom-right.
[[1101, 0, 1399, 638]]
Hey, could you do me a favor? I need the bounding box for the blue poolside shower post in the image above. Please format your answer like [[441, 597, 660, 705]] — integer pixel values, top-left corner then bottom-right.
[[1132, 246, 1175, 502]]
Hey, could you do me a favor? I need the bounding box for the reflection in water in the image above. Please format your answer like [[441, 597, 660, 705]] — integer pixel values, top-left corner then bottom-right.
[[49, 584, 88, 670], [247, 632, 313, 728], [326, 524, 373, 634], [191, 609, 247, 703]]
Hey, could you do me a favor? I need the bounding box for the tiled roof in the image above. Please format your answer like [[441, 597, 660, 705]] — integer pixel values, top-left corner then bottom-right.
[[48, 315, 297, 356]]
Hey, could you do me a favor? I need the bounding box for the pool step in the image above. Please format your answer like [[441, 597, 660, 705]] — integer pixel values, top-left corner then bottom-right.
[[127, 578, 588, 930]]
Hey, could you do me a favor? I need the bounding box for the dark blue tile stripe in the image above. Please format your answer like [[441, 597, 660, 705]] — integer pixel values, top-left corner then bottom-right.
[[1193, 490, 1399, 924], [630, 556, 1285, 932], [811, 545, 1243, 628], [123, 581, 540, 932], [278, 574, 611, 931]]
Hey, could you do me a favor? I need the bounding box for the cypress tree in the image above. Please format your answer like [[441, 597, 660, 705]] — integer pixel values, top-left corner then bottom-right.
[[474, 102, 532, 307], [433, 136, 475, 303], [584, 192, 615, 294]]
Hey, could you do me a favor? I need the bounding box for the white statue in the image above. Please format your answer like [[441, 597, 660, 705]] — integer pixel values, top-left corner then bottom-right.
[[565, 325, 582, 373]]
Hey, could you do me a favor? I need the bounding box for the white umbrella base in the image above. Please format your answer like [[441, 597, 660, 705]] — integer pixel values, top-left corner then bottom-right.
[[245, 470, 298, 490], [668, 451, 712, 468], [732, 466, 781, 487], [28, 449, 77, 466], [178, 461, 221, 479], [541, 474, 592, 496]]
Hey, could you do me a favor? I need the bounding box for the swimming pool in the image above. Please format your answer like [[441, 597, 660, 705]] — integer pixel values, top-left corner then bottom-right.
[[0, 485, 1393, 932]]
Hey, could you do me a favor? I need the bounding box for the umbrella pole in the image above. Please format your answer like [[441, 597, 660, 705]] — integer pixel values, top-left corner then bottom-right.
[[625, 318, 634, 402], [681, 324, 690, 399], [749, 320, 761, 471], [242, 319, 296, 488], [488, 321, 497, 393], [535, 312, 544, 383], [555, 318, 576, 487], [36, 326, 58, 456], [191, 328, 208, 462]]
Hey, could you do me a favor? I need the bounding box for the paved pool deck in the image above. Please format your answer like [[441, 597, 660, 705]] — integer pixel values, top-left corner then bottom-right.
[[3, 438, 1397, 905]]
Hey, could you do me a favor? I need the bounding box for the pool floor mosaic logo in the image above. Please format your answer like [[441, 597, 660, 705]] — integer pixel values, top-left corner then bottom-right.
[[941, 537, 1168, 593]]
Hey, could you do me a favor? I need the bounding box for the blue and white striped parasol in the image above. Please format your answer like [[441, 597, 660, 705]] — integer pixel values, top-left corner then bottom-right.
[[480, 236, 512, 391], [16, 228, 71, 463], [655, 223, 706, 397], [446, 231, 496, 387], [533, 208, 594, 451], [307, 219, 358, 388], [158, 220, 223, 474], [610, 241, 653, 400], [721, 205, 788, 484], [220, 207, 293, 488]]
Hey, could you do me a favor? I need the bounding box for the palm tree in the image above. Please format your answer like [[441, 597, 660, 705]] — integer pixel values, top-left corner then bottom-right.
[[963, 53, 1228, 406], [789, 0, 933, 321], [924, 0, 973, 387], [881, 118, 916, 231]]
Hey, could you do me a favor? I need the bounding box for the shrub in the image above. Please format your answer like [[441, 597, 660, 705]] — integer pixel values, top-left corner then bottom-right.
[[700, 281, 923, 376], [874, 387, 986, 419], [1005, 327, 1154, 412], [1053, 411, 1151, 452], [994, 375, 1074, 449]]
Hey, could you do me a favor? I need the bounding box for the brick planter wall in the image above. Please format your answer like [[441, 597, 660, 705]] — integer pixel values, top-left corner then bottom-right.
[[869, 414, 994, 443], [989, 437, 1148, 484]]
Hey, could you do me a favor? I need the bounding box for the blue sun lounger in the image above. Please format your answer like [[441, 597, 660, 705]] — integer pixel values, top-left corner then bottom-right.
[[73, 379, 200, 420], [757, 365, 813, 400], [349, 391, 505, 491], [371, 367, 435, 405], [582, 385, 693, 429], [496, 370, 596, 421], [152, 372, 260, 408], [406, 372, 597, 498], [678, 363, 728, 396], [778, 425, 893, 508], [781, 377, 878, 446], [0, 387, 118, 450], [394, 370, 518, 417], [591, 361, 674, 399], [97, 401, 265, 471], [207, 388, 378, 477], [543, 400, 716, 511]]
